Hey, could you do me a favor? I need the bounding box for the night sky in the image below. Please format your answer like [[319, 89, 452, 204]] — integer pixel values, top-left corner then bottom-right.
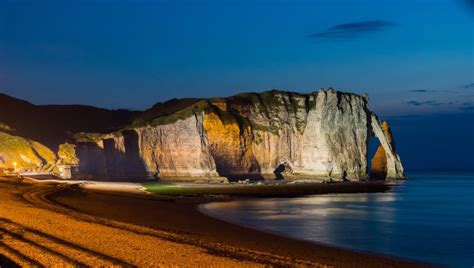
[[1, 0, 473, 170]]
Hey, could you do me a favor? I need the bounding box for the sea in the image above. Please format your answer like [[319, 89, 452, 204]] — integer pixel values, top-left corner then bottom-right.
[[200, 172, 474, 267]]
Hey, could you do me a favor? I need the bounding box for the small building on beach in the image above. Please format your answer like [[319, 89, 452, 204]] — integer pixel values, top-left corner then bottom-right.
[[57, 165, 75, 179]]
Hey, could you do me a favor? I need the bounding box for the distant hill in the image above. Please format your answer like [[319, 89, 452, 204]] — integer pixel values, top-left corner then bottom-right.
[[0, 93, 140, 150]]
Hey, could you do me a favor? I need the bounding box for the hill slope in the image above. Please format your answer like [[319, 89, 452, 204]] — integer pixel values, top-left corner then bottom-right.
[[0, 131, 56, 171], [0, 93, 140, 150]]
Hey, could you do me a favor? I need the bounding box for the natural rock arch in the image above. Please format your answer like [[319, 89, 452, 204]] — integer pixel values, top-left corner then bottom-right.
[[369, 116, 404, 180]]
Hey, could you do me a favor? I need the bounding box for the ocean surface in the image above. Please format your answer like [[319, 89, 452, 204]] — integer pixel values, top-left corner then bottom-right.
[[200, 173, 474, 267]]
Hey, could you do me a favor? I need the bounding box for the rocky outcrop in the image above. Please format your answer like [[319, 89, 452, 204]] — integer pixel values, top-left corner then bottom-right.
[[370, 120, 404, 179], [75, 89, 405, 181], [76, 116, 220, 181], [57, 143, 79, 165], [0, 131, 56, 172], [370, 144, 387, 179]]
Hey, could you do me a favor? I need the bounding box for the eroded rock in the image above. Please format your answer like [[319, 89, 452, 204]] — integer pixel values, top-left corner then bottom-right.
[[370, 119, 404, 179], [76, 89, 405, 181]]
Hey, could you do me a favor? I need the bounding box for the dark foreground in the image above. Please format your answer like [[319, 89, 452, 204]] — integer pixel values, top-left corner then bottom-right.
[[0, 176, 432, 267]]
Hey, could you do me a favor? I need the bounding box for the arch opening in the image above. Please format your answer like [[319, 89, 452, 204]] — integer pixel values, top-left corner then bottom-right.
[[368, 136, 387, 180]]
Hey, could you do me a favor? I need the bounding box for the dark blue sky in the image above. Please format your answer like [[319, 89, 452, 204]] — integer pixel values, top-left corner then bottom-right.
[[380, 113, 474, 171], [1, 0, 473, 116], [0, 0, 473, 171]]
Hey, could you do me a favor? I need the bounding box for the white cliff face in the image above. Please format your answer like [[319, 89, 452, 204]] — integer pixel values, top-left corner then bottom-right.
[[77, 115, 220, 181], [246, 90, 369, 180], [76, 89, 405, 181], [298, 90, 369, 179], [135, 114, 218, 179]]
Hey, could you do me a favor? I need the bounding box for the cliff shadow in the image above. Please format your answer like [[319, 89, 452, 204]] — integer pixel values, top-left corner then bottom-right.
[[102, 130, 149, 181], [123, 130, 149, 179], [215, 161, 264, 182], [76, 142, 107, 178], [209, 150, 264, 182], [0, 253, 19, 268]]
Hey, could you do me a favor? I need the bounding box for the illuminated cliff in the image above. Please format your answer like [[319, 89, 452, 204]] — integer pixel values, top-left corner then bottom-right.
[[75, 89, 405, 181], [0, 131, 56, 172]]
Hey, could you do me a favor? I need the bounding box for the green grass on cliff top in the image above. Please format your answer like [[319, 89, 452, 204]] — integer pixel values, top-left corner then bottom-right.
[[73, 132, 104, 143], [142, 182, 389, 198], [74, 89, 364, 140]]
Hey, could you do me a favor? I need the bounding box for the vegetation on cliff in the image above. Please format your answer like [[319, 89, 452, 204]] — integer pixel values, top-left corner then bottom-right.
[[149, 100, 209, 127], [73, 132, 105, 143], [0, 131, 56, 171], [131, 98, 202, 127], [74, 89, 405, 181], [142, 182, 390, 197], [0, 89, 404, 181], [58, 143, 79, 165], [129, 90, 314, 135]]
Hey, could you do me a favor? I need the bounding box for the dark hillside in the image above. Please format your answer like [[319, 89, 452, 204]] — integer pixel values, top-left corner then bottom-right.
[[0, 93, 140, 150]]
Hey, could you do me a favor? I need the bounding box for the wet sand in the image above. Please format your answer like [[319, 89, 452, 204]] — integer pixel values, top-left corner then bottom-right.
[[0, 176, 432, 267]]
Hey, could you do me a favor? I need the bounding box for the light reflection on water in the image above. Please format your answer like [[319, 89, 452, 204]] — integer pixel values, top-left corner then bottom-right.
[[200, 173, 474, 268]]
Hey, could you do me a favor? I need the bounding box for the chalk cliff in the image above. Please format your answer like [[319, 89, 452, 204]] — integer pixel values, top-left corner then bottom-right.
[[370, 121, 404, 179], [75, 89, 405, 181]]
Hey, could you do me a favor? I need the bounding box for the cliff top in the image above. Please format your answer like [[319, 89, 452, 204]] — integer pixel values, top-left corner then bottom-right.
[[72, 88, 367, 142], [0, 89, 367, 145], [130, 88, 366, 128]]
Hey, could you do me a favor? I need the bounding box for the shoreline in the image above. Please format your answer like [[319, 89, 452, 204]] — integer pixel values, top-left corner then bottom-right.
[[46, 181, 430, 267], [0, 176, 432, 267]]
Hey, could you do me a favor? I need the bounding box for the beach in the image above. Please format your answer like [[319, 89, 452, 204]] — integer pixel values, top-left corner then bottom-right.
[[0, 176, 429, 267]]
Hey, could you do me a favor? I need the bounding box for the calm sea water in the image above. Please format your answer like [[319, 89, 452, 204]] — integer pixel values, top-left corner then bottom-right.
[[200, 173, 474, 267]]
